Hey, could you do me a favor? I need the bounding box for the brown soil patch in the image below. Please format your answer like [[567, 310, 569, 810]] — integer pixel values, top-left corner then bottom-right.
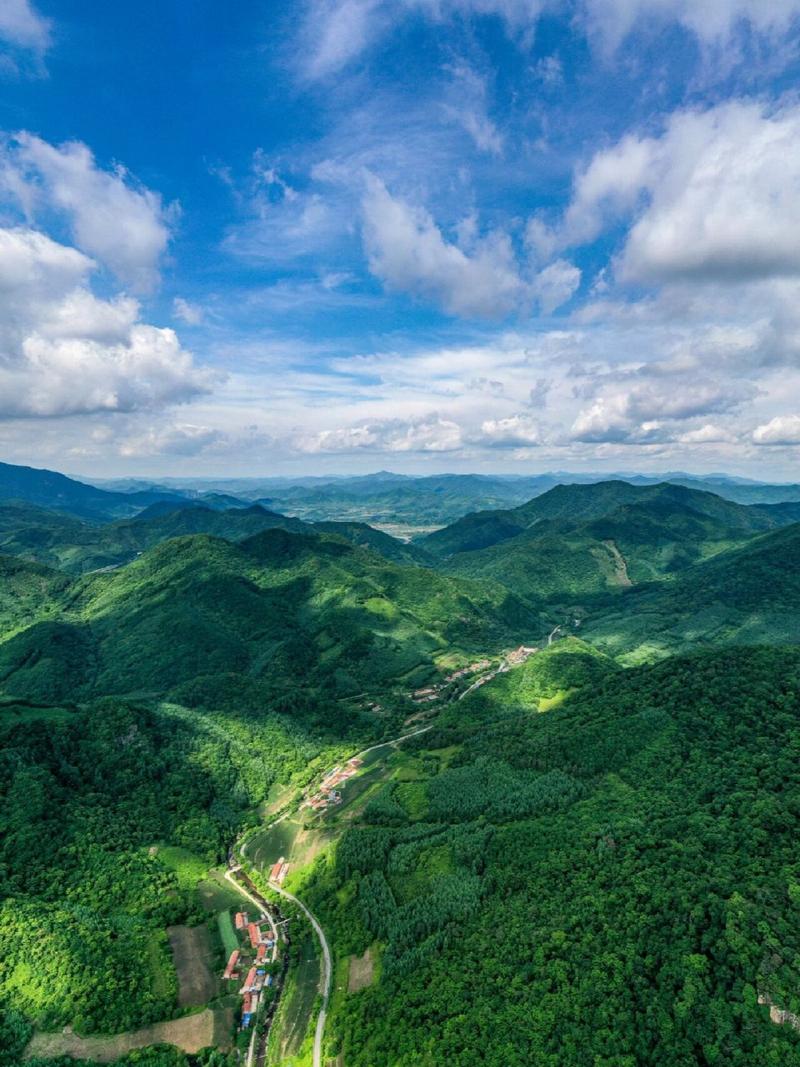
[[347, 948, 375, 993], [25, 1007, 232, 1062], [168, 924, 217, 1006]]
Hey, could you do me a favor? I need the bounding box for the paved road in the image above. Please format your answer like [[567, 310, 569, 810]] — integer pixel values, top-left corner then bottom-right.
[[240, 723, 434, 1067], [267, 881, 331, 1067]]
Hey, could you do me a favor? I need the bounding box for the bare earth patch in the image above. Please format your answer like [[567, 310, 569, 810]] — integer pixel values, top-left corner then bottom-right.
[[347, 948, 375, 993], [168, 924, 218, 1007], [25, 1008, 232, 1062]]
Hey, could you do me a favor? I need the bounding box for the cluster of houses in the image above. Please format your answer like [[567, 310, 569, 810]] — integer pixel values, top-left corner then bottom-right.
[[222, 911, 277, 1029], [411, 658, 494, 704], [303, 756, 363, 812]]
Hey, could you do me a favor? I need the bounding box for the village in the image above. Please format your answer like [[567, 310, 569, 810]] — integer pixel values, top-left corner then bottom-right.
[[411, 644, 538, 704], [302, 756, 364, 812], [221, 909, 279, 1031]]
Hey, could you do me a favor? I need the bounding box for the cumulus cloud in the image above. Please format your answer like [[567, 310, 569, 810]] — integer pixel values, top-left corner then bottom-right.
[[562, 101, 800, 285], [752, 415, 800, 445], [361, 174, 528, 317], [570, 378, 753, 442], [3, 133, 177, 292], [300, 413, 463, 452], [0, 227, 212, 419], [473, 413, 542, 447], [0, 0, 50, 55]]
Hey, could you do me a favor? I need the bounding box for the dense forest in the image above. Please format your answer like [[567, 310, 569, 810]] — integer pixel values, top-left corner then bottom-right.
[[298, 647, 800, 1066], [1, 466, 800, 1064]]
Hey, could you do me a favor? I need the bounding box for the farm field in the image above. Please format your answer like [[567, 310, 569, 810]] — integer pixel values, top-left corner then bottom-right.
[[25, 1008, 233, 1062]]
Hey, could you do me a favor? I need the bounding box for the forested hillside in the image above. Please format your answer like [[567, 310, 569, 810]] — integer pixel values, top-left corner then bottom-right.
[[2, 467, 800, 1066], [302, 647, 800, 1066]]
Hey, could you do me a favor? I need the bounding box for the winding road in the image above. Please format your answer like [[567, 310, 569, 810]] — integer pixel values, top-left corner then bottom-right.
[[267, 882, 331, 1067], [234, 723, 434, 1067]]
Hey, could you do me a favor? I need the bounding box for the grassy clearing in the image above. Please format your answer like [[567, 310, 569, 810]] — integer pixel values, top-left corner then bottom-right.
[[197, 870, 244, 912], [347, 947, 376, 993], [145, 931, 175, 1003], [26, 1007, 232, 1062], [154, 846, 208, 890], [216, 909, 239, 957], [248, 818, 301, 869]]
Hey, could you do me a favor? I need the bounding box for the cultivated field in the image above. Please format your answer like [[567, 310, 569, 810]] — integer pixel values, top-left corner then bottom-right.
[[25, 1008, 233, 1062], [168, 924, 218, 1007]]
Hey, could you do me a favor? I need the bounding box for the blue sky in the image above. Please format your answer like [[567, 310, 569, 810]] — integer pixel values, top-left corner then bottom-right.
[[2, 0, 800, 477]]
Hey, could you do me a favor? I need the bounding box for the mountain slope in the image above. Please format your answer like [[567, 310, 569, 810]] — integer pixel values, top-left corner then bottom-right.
[[581, 521, 800, 661], [423, 480, 781, 559], [434, 482, 786, 603], [0, 461, 186, 521], [0, 528, 540, 708]]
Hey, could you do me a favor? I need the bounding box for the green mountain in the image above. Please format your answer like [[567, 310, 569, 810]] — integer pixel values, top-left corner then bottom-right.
[[431, 482, 789, 603], [0, 528, 539, 710], [423, 481, 781, 559], [0, 461, 186, 521], [582, 520, 800, 661]]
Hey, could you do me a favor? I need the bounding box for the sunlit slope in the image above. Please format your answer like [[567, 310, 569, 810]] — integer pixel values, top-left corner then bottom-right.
[[0, 528, 539, 705]]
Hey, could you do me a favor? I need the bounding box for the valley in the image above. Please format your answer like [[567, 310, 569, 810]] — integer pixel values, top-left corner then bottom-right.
[[1, 462, 800, 1066]]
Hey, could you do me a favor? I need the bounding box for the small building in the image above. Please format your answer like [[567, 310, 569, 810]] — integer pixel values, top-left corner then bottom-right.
[[235, 911, 248, 930], [248, 923, 262, 948], [222, 949, 240, 980], [270, 857, 285, 882], [240, 966, 258, 993], [256, 944, 267, 963]]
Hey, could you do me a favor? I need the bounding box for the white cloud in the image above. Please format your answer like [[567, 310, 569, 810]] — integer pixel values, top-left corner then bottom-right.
[[0, 227, 212, 419], [562, 101, 800, 285], [0, 0, 50, 54], [531, 259, 581, 313], [442, 63, 503, 155], [570, 377, 753, 442], [173, 297, 204, 325], [753, 414, 800, 445], [361, 174, 528, 317], [581, 0, 800, 55], [300, 413, 463, 452], [5, 133, 177, 292], [678, 423, 736, 444], [118, 424, 223, 457], [474, 413, 542, 447]]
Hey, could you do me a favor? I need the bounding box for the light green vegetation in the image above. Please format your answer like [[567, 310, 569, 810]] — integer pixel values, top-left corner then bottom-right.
[[215, 912, 238, 958]]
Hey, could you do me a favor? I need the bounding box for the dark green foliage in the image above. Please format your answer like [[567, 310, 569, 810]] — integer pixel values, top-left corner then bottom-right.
[[314, 647, 800, 1066]]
